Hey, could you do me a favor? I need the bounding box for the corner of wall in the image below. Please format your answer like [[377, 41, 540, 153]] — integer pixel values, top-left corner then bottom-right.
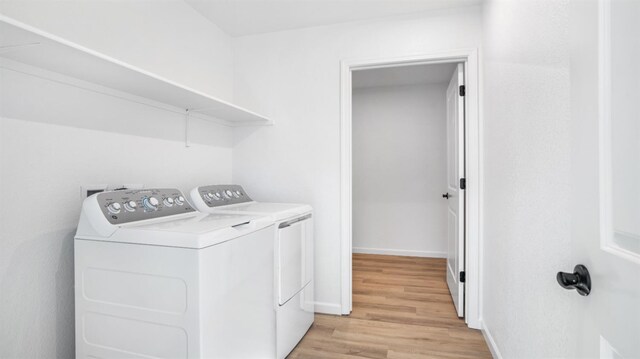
[[480, 320, 503, 359]]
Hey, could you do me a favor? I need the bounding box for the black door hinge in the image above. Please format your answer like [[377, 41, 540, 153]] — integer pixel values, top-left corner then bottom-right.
[[460, 271, 466, 283], [459, 85, 466, 96], [459, 178, 466, 190]]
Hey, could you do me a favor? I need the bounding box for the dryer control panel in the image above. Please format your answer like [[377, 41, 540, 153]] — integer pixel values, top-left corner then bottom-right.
[[196, 184, 252, 207], [96, 188, 195, 225]]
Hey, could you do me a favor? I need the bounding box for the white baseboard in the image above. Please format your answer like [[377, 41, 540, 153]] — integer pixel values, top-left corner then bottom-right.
[[313, 301, 342, 315], [353, 247, 447, 258], [481, 320, 503, 359]]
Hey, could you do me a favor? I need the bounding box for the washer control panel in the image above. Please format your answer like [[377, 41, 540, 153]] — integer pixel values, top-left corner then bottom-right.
[[196, 184, 252, 208], [96, 188, 194, 224]]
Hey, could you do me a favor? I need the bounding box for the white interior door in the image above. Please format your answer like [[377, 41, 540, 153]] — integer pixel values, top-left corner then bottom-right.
[[569, 0, 640, 356], [445, 63, 465, 317]]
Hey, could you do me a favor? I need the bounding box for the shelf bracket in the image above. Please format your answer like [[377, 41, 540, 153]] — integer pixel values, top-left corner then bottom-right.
[[184, 109, 191, 148]]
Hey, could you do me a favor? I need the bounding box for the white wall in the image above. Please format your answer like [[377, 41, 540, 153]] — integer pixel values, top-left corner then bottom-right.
[[0, 3, 235, 357], [352, 83, 447, 257], [232, 7, 482, 313], [481, 0, 574, 357]]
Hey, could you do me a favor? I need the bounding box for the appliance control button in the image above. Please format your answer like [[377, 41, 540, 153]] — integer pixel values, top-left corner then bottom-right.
[[235, 190, 242, 197], [225, 189, 233, 198], [143, 197, 159, 211], [175, 196, 185, 205], [124, 201, 137, 212], [163, 197, 174, 207], [204, 192, 215, 201], [214, 192, 222, 200], [107, 202, 121, 214]]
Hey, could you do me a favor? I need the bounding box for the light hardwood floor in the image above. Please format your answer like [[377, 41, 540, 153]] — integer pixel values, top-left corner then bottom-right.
[[288, 254, 492, 359]]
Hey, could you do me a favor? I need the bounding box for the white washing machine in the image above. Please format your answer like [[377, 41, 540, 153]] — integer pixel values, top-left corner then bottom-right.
[[74, 188, 277, 359], [189, 185, 314, 359]]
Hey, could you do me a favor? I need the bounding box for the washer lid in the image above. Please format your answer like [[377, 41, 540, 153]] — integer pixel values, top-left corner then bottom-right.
[[79, 212, 274, 249], [215, 202, 312, 221]]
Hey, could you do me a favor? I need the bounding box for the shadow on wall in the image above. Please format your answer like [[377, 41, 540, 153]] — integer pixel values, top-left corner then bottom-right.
[[56, 232, 75, 359], [0, 64, 233, 148], [0, 229, 75, 358], [232, 124, 273, 147]]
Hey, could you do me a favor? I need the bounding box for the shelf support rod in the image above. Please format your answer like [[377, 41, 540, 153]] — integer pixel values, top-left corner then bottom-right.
[[184, 109, 191, 148]]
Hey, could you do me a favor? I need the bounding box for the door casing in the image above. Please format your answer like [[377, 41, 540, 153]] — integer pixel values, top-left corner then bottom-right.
[[339, 49, 482, 329]]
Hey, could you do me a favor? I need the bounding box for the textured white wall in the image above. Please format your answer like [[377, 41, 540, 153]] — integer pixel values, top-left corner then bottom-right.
[[481, 0, 574, 357], [352, 84, 447, 257], [232, 7, 482, 313], [0, 3, 235, 357]]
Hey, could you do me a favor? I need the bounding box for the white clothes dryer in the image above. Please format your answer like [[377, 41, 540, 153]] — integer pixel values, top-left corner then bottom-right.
[[74, 188, 277, 359], [190, 185, 314, 359]]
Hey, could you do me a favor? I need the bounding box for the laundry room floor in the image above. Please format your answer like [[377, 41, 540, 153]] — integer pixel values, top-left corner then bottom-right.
[[288, 254, 492, 358]]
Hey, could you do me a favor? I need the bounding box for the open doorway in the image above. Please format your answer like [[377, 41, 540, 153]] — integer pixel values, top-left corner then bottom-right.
[[340, 50, 481, 329]]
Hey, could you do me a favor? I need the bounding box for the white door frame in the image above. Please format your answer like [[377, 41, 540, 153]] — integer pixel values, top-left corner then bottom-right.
[[339, 48, 482, 329]]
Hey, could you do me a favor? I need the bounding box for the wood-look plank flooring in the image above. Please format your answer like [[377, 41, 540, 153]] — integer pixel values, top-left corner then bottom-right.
[[288, 254, 492, 359]]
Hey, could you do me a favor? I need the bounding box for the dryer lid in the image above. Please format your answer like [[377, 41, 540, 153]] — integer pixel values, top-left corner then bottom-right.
[[124, 212, 260, 234], [214, 202, 312, 221]]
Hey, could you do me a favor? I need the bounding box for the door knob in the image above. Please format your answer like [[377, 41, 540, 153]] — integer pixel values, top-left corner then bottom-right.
[[442, 193, 450, 199], [557, 265, 591, 296]]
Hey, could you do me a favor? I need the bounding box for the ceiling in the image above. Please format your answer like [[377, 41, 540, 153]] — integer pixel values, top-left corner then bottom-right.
[[185, 0, 481, 37], [352, 63, 457, 89]]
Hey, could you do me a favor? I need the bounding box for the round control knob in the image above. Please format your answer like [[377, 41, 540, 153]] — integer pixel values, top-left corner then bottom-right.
[[235, 190, 243, 197], [163, 197, 174, 207], [175, 196, 185, 206], [214, 192, 222, 200], [225, 189, 233, 198], [124, 200, 137, 212], [107, 202, 121, 214], [143, 197, 159, 211], [204, 192, 215, 201]]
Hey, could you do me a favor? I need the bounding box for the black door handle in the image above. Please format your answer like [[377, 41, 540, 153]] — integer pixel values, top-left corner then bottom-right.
[[442, 193, 450, 199], [557, 265, 591, 296]]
